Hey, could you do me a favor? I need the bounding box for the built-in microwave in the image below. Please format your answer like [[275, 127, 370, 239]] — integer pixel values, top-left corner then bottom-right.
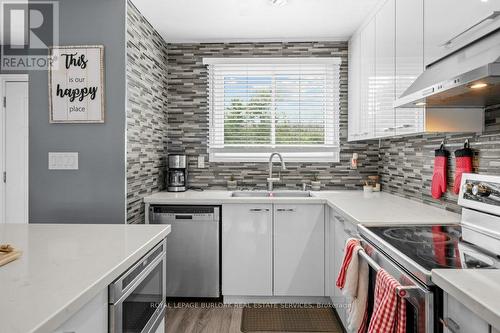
[[109, 240, 166, 333]]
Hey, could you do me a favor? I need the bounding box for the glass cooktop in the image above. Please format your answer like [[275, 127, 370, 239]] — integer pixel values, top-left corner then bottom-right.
[[366, 225, 499, 272]]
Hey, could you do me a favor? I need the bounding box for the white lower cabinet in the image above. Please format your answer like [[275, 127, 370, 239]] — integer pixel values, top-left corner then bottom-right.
[[222, 204, 273, 296], [52, 289, 107, 333], [330, 208, 358, 329], [222, 203, 325, 297], [274, 204, 325, 296], [442, 293, 489, 333]]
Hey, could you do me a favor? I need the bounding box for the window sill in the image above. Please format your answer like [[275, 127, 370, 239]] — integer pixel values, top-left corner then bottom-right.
[[209, 151, 340, 163]]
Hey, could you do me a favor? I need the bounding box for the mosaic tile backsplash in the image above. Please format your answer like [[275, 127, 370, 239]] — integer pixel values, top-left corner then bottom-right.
[[166, 42, 380, 190], [379, 105, 500, 213], [126, 2, 168, 224]]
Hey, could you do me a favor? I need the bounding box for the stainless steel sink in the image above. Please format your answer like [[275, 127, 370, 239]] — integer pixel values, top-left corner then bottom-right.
[[231, 191, 269, 197], [271, 191, 312, 197], [231, 191, 312, 198]]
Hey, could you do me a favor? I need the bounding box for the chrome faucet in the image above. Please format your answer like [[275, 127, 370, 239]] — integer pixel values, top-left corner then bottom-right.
[[267, 152, 286, 191]]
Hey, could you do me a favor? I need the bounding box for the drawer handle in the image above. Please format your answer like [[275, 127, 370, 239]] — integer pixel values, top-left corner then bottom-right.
[[440, 317, 460, 333], [441, 11, 500, 47], [249, 208, 269, 212], [276, 208, 296, 212]]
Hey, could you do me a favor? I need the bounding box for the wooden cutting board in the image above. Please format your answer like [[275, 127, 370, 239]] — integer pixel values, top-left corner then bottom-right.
[[0, 245, 22, 267]]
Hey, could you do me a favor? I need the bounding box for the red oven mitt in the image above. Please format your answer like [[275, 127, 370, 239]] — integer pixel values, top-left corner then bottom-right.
[[431, 145, 449, 199], [453, 142, 473, 194]]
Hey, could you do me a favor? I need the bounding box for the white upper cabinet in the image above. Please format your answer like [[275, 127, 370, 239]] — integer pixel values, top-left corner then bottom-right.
[[348, 33, 361, 141], [359, 18, 376, 140], [375, 0, 396, 138], [424, 0, 500, 66], [348, 0, 486, 141], [394, 0, 425, 135]]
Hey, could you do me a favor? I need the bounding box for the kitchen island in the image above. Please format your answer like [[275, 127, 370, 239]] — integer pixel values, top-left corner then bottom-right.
[[0, 223, 171, 333]]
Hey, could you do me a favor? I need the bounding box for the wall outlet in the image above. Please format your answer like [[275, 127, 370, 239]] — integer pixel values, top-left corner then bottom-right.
[[197, 155, 205, 169], [49, 152, 79, 170]]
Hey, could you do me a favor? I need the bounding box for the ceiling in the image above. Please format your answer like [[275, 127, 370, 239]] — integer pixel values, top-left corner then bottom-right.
[[131, 0, 380, 43]]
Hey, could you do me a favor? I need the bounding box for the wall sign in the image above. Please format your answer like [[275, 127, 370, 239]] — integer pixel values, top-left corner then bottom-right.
[[49, 45, 105, 123]]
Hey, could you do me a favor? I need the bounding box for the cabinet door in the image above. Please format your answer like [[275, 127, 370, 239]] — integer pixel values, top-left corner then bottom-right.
[[348, 32, 361, 141], [274, 204, 325, 296], [375, 0, 396, 138], [395, 0, 425, 135], [332, 213, 358, 328], [424, 0, 500, 66], [442, 293, 490, 333], [359, 18, 376, 140], [222, 204, 273, 296]]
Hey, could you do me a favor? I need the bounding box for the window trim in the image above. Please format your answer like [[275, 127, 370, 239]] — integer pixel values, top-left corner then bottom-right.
[[205, 57, 341, 163]]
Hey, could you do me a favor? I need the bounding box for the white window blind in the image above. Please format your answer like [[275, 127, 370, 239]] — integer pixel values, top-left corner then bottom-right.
[[204, 58, 341, 162]]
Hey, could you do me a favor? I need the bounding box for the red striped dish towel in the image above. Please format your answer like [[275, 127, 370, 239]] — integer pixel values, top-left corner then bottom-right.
[[336, 238, 360, 289], [367, 269, 407, 333]]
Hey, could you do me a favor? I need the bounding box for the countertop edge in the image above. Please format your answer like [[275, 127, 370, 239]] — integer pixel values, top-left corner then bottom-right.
[[432, 270, 500, 330], [33, 225, 171, 333], [144, 191, 461, 225]]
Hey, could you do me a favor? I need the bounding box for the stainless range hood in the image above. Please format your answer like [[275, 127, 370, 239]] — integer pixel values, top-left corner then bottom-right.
[[394, 31, 500, 109]]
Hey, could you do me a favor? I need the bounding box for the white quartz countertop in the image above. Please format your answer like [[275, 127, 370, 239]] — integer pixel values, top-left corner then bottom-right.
[[144, 190, 460, 224], [432, 269, 500, 329], [0, 223, 171, 333]]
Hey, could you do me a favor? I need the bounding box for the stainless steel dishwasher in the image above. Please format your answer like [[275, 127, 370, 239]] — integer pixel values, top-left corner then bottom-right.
[[149, 205, 221, 298]]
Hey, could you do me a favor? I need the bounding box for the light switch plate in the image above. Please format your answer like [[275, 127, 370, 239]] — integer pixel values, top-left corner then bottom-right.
[[197, 155, 205, 169], [49, 152, 79, 170]]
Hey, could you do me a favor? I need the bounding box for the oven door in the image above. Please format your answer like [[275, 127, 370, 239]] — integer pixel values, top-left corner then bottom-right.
[[360, 240, 435, 333], [109, 240, 167, 333]]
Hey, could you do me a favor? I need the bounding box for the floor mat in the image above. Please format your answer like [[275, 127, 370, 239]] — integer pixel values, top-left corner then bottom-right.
[[240, 305, 343, 332]]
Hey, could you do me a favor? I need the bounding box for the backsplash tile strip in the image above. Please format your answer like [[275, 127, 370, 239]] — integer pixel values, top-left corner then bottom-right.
[[126, 2, 168, 224], [166, 42, 379, 190], [379, 104, 500, 213]]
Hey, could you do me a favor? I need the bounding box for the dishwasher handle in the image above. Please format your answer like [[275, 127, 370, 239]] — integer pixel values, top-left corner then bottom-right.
[[150, 206, 220, 222]]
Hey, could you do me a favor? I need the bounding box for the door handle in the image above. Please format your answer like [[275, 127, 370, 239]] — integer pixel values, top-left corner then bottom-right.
[[441, 11, 500, 47], [276, 208, 296, 212], [249, 208, 270, 212]]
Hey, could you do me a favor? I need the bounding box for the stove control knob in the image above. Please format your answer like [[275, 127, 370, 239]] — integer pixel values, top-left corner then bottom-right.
[[472, 184, 491, 197]]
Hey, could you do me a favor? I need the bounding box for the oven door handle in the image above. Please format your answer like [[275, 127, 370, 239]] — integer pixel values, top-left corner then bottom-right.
[[357, 247, 433, 333], [396, 285, 421, 299]]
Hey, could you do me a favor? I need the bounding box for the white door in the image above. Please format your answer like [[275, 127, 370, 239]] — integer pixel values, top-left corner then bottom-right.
[[222, 204, 273, 296], [0, 76, 29, 224], [274, 204, 324, 296]]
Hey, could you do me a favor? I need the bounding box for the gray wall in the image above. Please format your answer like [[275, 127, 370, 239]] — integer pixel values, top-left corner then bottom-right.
[[379, 104, 500, 213], [126, 2, 168, 224], [166, 42, 380, 190], [2, 0, 127, 223]]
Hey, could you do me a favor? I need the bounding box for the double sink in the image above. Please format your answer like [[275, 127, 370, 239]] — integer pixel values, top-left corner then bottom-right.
[[231, 191, 313, 198]]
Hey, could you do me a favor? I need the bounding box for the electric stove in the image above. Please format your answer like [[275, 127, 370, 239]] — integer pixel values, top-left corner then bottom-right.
[[357, 173, 500, 333]]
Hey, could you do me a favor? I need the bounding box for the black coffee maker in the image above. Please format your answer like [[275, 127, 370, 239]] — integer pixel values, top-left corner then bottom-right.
[[167, 154, 187, 192]]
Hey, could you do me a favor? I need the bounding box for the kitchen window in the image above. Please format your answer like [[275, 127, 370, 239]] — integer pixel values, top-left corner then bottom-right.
[[203, 58, 341, 162]]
